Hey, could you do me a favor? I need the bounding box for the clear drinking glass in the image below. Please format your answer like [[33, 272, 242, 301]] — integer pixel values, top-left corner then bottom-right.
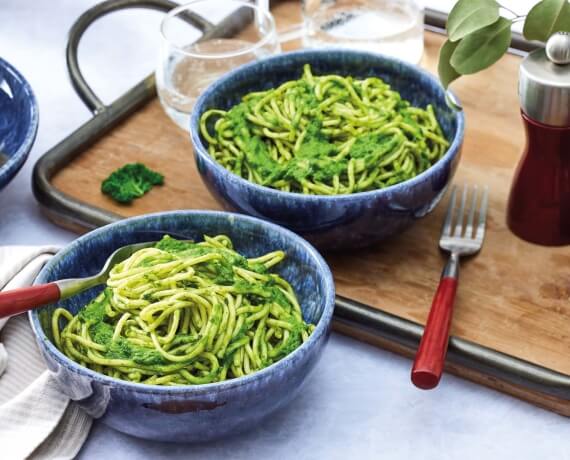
[[301, 0, 424, 64], [156, 0, 281, 130]]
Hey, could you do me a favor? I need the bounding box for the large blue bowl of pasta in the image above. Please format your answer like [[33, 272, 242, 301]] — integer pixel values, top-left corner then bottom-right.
[[190, 48, 464, 250], [29, 211, 334, 443]]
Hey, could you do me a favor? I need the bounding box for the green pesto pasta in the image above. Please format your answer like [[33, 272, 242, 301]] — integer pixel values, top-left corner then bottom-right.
[[51, 235, 314, 386], [199, 64, 449, 195]]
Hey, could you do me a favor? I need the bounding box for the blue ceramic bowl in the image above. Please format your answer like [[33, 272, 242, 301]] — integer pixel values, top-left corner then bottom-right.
[[0, 57, 38, 191], [190, 49, 464, 249], [29, 211, 335, 443]]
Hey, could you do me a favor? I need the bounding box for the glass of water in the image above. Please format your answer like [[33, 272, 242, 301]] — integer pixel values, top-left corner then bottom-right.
[[302, 0, 424, 64], [157, 0, 281, 130]]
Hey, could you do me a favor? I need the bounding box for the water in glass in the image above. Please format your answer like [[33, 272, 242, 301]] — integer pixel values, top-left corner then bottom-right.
[[302, 0, 424, 64], [156, 0, 280, 131]]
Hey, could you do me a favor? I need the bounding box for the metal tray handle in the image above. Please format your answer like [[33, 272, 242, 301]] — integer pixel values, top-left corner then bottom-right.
[[66, 0, 253, 114], [66, 0, 188, 114]]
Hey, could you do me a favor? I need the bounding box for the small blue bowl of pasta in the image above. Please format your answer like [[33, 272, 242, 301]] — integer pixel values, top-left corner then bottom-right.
[[29, 211, 335, 443], [190, 49, 464, 249], [0, 57, 38, 191]]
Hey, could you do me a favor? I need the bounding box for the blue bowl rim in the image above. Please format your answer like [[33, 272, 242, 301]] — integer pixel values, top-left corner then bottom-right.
[[189, 48, 465, 203], [0, 57, 39, 182], [29, 210, 336, 395]]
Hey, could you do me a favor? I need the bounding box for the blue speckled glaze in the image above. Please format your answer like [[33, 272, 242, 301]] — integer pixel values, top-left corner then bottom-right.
[[0, 57, 38, 191], [190, 49, 464, 249], [29, 211, 335, 443]]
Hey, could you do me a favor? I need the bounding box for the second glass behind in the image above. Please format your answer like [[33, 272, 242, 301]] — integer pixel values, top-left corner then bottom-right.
[[156, 0, 281, 131], [302, 0, 424, 64]]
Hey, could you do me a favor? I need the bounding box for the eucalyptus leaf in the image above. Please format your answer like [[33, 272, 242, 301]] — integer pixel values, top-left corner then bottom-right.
[[438, 40, 461, 88], [450, 17, 512, 74], [523, 0, 570, 42], [447, 0, 500, 42]]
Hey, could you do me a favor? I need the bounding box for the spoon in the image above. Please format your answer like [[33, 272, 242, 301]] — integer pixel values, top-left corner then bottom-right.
[[0, 241, 162, 319]]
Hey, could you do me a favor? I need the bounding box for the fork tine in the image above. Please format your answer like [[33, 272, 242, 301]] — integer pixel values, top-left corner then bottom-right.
[[452, 184, 468, 237], [475, 186, 489, 241], [464, 185, 478, 238], [442, 185, 457, 237]]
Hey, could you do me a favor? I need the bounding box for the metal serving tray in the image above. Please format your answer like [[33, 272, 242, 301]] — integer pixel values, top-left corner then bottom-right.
[[33, 0, 570, 415]]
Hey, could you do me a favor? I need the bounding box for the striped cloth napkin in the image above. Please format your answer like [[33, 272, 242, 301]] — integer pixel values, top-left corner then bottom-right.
[[0, 246, 92, 460]]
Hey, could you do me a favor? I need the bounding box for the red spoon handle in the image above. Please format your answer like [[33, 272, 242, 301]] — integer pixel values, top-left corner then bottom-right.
[[411, 276, 458, 390], [0, 283, 61, 319]]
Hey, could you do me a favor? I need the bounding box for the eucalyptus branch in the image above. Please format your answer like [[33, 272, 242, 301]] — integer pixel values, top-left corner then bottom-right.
[[438, 0, 570, 89], [497, 3, 520, 19]]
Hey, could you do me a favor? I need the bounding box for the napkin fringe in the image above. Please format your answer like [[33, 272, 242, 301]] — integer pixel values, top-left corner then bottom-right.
[[0, 246, 92, 460]]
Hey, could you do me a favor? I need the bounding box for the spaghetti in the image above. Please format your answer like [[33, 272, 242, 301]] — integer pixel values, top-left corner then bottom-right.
[[52, 235, 314, 386], [200, 64, 449, 195]]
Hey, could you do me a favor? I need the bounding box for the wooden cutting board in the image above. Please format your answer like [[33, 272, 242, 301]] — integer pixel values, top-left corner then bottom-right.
[[44, 1, 570, 413]]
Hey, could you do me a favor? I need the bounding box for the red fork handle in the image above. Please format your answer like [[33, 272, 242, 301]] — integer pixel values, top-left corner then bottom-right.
[[411, 276, 458, 390], [0, 283, 61, 319]]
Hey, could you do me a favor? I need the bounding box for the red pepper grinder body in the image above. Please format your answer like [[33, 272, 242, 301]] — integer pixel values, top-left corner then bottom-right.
[[507, 32, 570, 245]]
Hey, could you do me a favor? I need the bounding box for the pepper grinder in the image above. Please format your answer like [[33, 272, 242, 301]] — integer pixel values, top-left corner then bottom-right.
[[507, 32, 570, 245]]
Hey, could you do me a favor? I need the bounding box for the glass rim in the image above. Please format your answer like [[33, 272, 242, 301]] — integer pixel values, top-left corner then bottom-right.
[[160, 0, 278, 59]]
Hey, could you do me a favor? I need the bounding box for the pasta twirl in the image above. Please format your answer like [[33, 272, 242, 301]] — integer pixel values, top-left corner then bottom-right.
[[200, 64, 449, 195], [52, 235, 314, 386]]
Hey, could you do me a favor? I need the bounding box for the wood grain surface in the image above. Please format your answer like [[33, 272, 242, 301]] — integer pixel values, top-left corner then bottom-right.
[[50, 2, 570, 392]]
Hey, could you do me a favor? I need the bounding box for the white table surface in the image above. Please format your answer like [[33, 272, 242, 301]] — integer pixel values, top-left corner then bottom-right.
[[1, 1, 569, 458]]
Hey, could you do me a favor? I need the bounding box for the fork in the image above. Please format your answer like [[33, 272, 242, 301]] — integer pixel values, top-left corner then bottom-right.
[[411, 184, 489, 390], [0, 240, 171, 319]]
